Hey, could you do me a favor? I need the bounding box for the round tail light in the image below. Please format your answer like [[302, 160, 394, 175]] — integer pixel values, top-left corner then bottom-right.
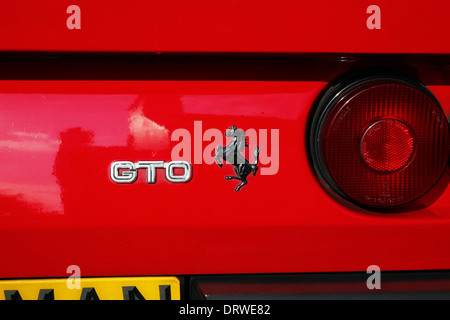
[[310, 76, 450, 211]]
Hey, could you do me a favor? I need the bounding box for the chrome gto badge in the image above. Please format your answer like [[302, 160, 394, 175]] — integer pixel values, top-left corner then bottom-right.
[[110, 161, 192, 184]]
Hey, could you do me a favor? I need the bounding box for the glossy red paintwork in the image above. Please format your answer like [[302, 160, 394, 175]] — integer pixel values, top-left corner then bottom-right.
[[0, 0, 449, 53], [1, 0, 450, 281], [0, 72, 450, 278]]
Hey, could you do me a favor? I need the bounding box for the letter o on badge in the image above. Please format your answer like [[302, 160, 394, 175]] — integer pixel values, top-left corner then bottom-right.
[[111, 161, 137, 183], [165, 161, 192, 183]]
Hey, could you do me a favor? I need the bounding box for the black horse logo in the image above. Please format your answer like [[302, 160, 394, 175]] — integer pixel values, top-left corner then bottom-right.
[[214, 126, 260, 192]]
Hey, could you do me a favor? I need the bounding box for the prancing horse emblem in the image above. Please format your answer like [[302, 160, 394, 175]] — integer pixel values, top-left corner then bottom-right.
[[215, 126, 260, 192]]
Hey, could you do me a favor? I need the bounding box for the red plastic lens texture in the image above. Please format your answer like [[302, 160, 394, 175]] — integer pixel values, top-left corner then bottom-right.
[[361, 119, 416, 173], [321, 81, 450, 208]]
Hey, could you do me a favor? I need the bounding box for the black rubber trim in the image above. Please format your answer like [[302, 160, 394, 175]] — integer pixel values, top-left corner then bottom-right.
[[190, 271, 450, 300]]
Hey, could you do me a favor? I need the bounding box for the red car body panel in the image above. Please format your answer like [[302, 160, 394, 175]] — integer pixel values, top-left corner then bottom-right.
[[0, 0, 449, 283], [1, 0, 449, 53], [0, 69, 450, 278]]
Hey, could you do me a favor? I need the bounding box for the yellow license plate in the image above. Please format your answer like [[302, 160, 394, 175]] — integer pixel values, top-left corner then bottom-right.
[[0, 276, 180, 300]]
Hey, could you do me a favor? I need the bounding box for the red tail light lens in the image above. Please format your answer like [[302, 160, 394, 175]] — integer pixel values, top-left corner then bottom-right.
[[310, 77, 450, 210]]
